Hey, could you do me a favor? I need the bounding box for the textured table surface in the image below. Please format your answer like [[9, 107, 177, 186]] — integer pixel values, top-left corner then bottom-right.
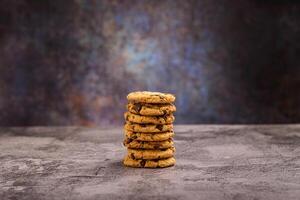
[[0, 125, 299, 200]]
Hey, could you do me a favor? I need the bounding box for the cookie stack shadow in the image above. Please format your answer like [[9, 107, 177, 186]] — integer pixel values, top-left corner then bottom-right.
[[123, 91, 176, 168]]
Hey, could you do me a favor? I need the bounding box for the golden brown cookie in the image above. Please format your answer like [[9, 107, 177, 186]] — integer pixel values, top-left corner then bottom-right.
[[125, 130, 174, 141], [124, 122, 173, 133], [127, 102, 176, 116], [127, 147, 175, 160], [124, 112, 175, 124], [127, 91, 175, 104], [123, 156, 176, 168], [123, 138, 174, 149]]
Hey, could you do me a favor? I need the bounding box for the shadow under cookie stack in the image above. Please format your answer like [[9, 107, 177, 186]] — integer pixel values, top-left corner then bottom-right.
[[123, 91, 176, 168]]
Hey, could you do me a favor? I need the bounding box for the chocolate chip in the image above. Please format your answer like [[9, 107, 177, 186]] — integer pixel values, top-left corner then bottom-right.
[[152, 159, 159, 162], [126, 138, 133, 144], [132, 134, 138, 139], [130, 153, 135, 159], [163, 115, 168, 121], [140, 160, 146, 167], [156, 124, 163, 131], [141, 124, 146, 127], [133, 103, 142, 113]]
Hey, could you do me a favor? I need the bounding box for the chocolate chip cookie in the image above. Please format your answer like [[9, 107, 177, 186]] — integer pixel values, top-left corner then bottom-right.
[[123, 138, 174, 149], [124, 122, 173, 133], [127, 102, 176, 116], [123, 156, 176, 168], [127, 147, 175, 160], [124, 112, 175, 124], [125, 130, 174, 141], [127, 91, 175, 104]]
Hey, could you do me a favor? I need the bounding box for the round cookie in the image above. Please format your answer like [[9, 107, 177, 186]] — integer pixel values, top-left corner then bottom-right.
[[123, 138, 174, 149], [127, 91, 175, 104], [125, 130, 174, 141], [123, 156, 176, 168], [124, 112, 175, 124], [124, 122, 173, 133], [127, 102, 176, 116], [127, 147, 175, 160]]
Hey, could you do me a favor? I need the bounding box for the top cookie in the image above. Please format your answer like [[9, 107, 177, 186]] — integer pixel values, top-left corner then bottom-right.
[[127, 91, 175, 104]]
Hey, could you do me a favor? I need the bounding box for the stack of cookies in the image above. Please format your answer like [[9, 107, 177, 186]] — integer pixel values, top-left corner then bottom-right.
[[123, 91, 176, 168]]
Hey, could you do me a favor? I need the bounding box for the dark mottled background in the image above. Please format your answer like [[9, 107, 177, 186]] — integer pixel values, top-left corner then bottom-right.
[[0, 0, 299, 126]]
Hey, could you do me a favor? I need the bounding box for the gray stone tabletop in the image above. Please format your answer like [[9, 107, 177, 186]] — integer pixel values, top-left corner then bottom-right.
[[0, 125, 299, 200]]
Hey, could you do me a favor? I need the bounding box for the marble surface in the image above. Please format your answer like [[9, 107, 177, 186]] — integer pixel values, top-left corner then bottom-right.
[[0, 125, 300, 200]]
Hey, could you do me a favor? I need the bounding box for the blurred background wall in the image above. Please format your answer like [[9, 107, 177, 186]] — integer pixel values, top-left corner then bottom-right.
[[0, 0, 299, 126]]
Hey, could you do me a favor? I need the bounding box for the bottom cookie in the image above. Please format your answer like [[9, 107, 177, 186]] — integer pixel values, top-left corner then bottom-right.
[[123, 156, 176, 168]]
